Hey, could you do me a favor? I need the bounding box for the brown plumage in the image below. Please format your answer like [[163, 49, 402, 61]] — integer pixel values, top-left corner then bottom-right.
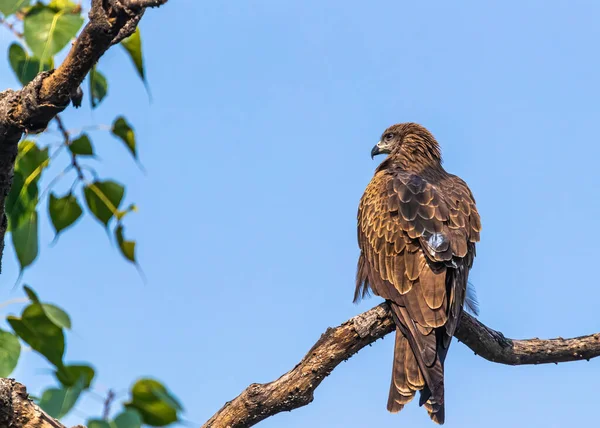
[[355, 123, 481, 424]]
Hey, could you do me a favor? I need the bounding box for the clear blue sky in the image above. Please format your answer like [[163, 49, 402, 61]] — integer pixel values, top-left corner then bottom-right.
[[1, 1, 599, 427]]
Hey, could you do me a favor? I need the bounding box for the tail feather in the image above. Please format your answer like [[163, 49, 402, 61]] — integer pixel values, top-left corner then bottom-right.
[[388, 305, 447, 424], [387, 329, 416, 412], [424, 400, 445, 424], [421, 387, 445, 424]]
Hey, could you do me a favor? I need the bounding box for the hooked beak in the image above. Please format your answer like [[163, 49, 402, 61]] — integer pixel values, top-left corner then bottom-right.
[[371, 140, 392, 159]]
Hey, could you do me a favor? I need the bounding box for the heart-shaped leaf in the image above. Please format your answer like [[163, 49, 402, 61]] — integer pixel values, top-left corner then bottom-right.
[[8, 43, 53, 86], [84, 180, 125, 227], [8, 303, 65, 367], [23, 5, 83, 64], [49, 192, 83, 236], [69, 133, 94, 156], [112, 116, 137, 159], [125, 379, 182, 427]]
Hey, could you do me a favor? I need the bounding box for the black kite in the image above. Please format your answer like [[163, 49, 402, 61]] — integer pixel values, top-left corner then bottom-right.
[[356, 123, 481, 424]]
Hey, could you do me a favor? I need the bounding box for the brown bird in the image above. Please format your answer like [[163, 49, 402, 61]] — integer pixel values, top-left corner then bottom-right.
[[355, 123, 481, 424]]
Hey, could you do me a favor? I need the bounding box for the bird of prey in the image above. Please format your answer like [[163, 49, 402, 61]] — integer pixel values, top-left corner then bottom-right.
[[355, 123, 481, 424]]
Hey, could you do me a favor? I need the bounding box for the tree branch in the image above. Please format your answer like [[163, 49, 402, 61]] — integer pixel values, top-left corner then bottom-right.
[[120, 0, 169, 9], [0, 0, 169, 271], [202, 302, 600, 428], [0, 378, 77, 428]]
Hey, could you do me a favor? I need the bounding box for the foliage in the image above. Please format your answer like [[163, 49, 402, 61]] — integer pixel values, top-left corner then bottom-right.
[[0, 1, 182, 425]]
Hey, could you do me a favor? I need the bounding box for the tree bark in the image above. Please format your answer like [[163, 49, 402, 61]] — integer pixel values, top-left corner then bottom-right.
[[202, 302, 600, 428], [0, 379, 75, 428], [0, 0, 170, 270]]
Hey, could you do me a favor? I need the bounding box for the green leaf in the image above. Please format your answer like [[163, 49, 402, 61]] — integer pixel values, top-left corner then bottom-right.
[[115, 225, 136, 263], [8, 303, 64, 367], [0, 330, 21, 377], [49, 192, 83, 235], [6, 172, 34, 231], [0, 0, 30, 16], [11, 210, 38, 269], [48, 0, 79, 11], [83, 180, 125, 227], [8, 43, 53, 86], [23, 5, 84, 64], [69, 133, 94, 156], [89, 410, 142, 428], [38, 377, 84, 419], [121, 28, 146, 86], [16, 140, 49, 180], [88, 410, 142, 428], [55, 364, 95, 389], [23, 285, 40, 303], [88, 420, 111, 428], [125, 379, 182, 427], [89, 66, 108, 109], [23, 286, 71, 329], [111, 116, 137, 159], [7, 141, 49, 230], [42, 304, 71, 330], [114, 409, 143, 428]]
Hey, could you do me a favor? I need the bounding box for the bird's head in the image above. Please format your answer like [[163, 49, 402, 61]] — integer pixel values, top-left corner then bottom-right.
[[371, 122, 442, 168]]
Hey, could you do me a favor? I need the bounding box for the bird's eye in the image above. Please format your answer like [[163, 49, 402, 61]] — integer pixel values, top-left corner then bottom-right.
[[384, 133, 394, 142]]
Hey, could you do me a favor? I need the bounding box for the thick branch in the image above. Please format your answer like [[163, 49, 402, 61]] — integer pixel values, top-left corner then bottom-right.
[[0, 378, 75, 428], [203, 303, 600, 428], [0, 0, 169, 270]]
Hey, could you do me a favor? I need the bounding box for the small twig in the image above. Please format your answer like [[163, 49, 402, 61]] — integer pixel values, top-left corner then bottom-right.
[[55, 115, 85, 181], [0, 17, 23, 38], [54, 115, 70, 142], [102, 389, 115, 420], [67, 124, 112, 135]]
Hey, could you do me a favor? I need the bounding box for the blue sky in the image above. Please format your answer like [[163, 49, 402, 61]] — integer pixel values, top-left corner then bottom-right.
[[1, 1, 599, 427]]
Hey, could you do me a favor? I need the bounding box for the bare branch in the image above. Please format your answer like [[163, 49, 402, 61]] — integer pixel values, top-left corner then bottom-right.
[[456, 310, 600, 364], [0, 0, 169, 270], [202, 302, 600, 428]]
